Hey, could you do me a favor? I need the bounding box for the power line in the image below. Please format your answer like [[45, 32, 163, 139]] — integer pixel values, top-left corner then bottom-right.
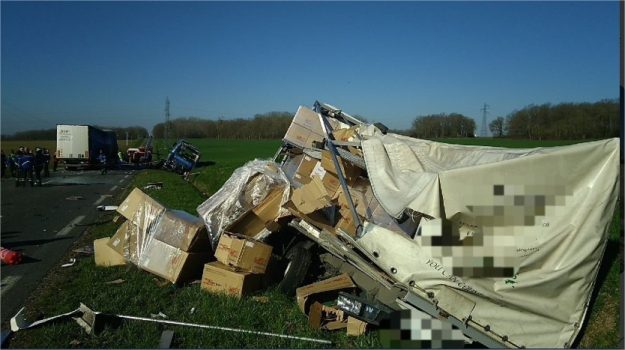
[[480, 103, 489, 137]]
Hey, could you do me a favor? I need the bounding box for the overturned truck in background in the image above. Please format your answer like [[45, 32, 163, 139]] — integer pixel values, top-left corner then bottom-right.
[[196, 101, 620, 348], [163, 139, 201, 176]]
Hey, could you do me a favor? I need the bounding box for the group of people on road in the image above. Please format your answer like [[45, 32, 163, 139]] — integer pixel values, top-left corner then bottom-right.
[[2, 147, 113, 184], [1, 147, 53, 187]]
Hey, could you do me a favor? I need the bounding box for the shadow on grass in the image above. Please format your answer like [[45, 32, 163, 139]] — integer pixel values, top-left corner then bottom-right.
[[195, 160, 216, 168], [573, 238, 622, 348]]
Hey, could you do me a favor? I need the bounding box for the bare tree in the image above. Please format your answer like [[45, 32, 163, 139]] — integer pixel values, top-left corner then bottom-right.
[[489, 117, 505, 137]]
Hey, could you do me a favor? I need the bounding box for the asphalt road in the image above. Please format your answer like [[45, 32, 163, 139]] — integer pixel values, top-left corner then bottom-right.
[[0, 168, 134, 324]]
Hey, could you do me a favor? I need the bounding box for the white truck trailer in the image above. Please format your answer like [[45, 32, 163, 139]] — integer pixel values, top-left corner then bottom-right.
[[56, 124, 118, 169]]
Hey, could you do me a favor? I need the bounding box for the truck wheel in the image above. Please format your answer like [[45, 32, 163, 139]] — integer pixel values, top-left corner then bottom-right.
[[277, 241, 313, 296]]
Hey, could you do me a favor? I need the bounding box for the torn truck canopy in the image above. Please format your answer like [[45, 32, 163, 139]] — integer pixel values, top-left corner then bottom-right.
[[355, 133, 620, 347], [274, 102, 619, 348]]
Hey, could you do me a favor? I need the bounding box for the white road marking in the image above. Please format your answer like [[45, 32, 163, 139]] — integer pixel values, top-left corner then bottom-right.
[[55, 215, 86, 237], [93, 194, 111, 206], [118, 178, 124, 183], [110, 185, 118, 192], [124, 174, 129, 179], [42, 181, 51, 185], [1, 275, 22, 297]]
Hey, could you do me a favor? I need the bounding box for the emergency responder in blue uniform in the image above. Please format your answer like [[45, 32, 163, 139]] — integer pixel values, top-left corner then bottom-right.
[[7, 150, 17, 177], [43, 148, 50, 177], [16, 150, 34, 187], [98, 150, 107, 175], [33, 148, 45, 186]]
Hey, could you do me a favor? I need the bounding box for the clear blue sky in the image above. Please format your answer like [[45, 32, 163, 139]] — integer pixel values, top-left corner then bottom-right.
[[1, 1, 619, 135]]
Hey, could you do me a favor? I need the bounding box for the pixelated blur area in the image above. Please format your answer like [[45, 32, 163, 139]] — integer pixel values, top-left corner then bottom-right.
[[379, 309, 465, 349], [418, 184, 569, 278]]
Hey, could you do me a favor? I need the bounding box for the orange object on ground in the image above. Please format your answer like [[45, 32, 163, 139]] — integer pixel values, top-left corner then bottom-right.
[[1, 247, 22, 265]]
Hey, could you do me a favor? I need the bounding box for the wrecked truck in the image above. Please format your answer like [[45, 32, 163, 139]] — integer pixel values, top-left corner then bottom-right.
[[163, 139, 201, 176], [196, 101, 620, 348]]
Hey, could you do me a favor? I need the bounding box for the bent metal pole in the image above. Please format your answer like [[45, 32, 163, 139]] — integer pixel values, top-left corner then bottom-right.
[[115, 314, 332, 345], [314, 101, 363, 236]]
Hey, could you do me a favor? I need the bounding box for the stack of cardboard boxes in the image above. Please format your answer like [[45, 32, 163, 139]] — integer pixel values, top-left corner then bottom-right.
[[201, 232, 272, 298], [287, 144, 418, 238], [95, 188, 212, 284]]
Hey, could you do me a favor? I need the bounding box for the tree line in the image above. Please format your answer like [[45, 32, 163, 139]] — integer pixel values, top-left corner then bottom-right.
[[410, 113, 477, 138], [152, 112, 293, 139], [3, 99, 618, 142], [491, 99, 619, 140], [1, 126, 149, 141]]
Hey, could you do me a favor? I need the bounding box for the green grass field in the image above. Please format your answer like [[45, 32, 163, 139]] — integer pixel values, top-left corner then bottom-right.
[[151, 138, 282, 196], [5, 137, 621, 348]]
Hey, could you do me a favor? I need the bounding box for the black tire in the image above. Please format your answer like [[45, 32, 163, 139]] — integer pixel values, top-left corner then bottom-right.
[[277, 241, 313, 296]]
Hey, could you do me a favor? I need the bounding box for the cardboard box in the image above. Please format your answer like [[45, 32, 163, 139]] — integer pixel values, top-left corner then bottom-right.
[[346, 316, 368, 336], [321, 172, 341, 197], [242, 165, 281, 207], [283, 106, 353, 148], [284, 124, 323, 149], [116, 188, 166, 221], [284, 106, 326, 148], [296, 273, 356, 314], [308, 302, 348, 330], [321, 150, 361, 181], [228, 187, 284, 237], [151, 209, 210, 252], [201, 261, 263, 298], [108, 221, 131, 256], [291, 176, 332, 214], [332, 127, 358, 142], [215, 232, 273, 273], [286, 204, 337, 234], [138, 238, 211, 284], [294, 155, 321, 185], [107, 220, 143, 264], [335, 215, 357, 237], [94, 237, 126, 267]]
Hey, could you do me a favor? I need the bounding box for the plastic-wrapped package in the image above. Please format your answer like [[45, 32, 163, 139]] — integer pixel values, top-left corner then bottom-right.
[[196, 160, 291, 249], [138, 236, 210, 284], [126, 198, 166, 264], [108, 188, 166, 264], [134, 207, 213, 283], [149, 209, 210, 252]]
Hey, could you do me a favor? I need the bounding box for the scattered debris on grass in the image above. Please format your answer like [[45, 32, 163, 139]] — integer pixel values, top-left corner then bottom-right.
[[96, 205, 118, 211], [104, 279, 125, 285], [143, 182, 164, 190], [60, 258, 76, 268], [72, 245, 94, 256], [252, 296, 269, 304], [158, 330, 174, 349], [12, 303, 332, 345]]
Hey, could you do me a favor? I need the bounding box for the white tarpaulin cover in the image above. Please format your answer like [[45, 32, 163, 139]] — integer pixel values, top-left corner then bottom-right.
[[358, 134, 619, 348]]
